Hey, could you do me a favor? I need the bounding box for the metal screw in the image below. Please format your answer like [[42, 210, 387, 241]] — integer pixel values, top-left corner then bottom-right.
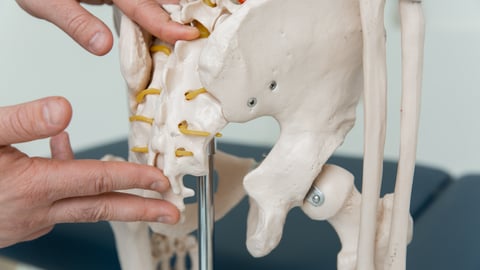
[[312, 194, 322, 204], [269, 81, 277, 91], [306, 186, 325, 207], [247, 97, 257, 108]]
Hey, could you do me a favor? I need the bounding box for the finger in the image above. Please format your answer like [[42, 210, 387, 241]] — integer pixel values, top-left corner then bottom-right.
[[50, 132, 74, 160], [49, 192, 180, 224], [114, 0, 199, 44], [34, 158, 171, 201], [80, 0, 114, 4], [17, 0, 113, 55], [156, 0, 180, 4], [0, 97, 72, 146]]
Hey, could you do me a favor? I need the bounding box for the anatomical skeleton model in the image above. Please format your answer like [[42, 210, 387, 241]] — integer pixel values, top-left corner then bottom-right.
[[104, 0, 425, 269]]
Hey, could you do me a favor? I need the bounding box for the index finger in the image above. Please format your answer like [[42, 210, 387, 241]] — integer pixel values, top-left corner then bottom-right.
[[113, 0, 199, 44], [33, 158, 171, 202]]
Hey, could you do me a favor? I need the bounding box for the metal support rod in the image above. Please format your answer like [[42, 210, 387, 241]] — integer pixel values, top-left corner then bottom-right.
[[198, 139, 215, 270]]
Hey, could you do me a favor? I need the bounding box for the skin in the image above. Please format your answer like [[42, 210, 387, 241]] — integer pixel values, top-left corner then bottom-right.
[[0, 96, 180, 248], [15, 0, 200, 55], [0, 0, 197, 248]]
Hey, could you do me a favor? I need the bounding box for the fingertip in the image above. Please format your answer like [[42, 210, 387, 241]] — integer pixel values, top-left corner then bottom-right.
[[178, 25, 201, 41], [151, 179, 170, 192], [50, 131, 74, 160], [140, 165, 170, 190], [48, 1, 113, 56], [87, 29, 114, 56], [158, 205, 181, 225], [43, 97, 72, 129], [154, 23, 200, 44]]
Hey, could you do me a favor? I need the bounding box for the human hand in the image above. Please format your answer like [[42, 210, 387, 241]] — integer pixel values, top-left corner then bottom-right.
[[0, 96, 180, 248], [15, 0, 199, 56]]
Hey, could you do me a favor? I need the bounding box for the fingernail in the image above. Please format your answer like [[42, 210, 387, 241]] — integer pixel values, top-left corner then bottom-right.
[[158, 215, 175, 225], [151, 181, 167, 191], [189, 26, 201, 36], [43, 100, 64, 126], [88, 32, 106, 54]]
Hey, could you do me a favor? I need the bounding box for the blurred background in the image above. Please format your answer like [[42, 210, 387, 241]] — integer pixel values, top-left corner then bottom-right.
[[1, 0, 479, 177]]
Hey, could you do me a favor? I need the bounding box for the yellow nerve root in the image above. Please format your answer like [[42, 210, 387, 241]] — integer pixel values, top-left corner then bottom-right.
[[150, 45, 172, 56], [129, 115, 154, 125], [185, 88, 207, 101], [178, 120, 211, 137], [136, 88, 162, 103], [176, 148, 194, 157], [131, 146, 149, 153], [191, 20, 210, 38], [203, 0, 217, 7]]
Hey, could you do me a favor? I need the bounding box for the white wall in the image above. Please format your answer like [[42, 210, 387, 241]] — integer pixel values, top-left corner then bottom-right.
[[1, 1, 479, 177], [0, 1, 129, 155]]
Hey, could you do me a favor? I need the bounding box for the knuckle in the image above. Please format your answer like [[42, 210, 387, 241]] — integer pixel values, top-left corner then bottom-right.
[[94, 176, 111, 194], [89, 202, 113, 221], [10, 105, 41, 139], [130, 0, 149, 21], [66, 12, 93, 41], [130, 0, 165, 30], [70, 201, 114, 222], [93, 164, 115, 194]]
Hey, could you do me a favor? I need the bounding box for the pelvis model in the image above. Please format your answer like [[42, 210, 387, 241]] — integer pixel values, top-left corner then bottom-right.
[[103, 0, 425, 269]]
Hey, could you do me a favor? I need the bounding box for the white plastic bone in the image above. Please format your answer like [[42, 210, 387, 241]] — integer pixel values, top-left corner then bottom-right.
[[355, 1, 425, 269], [104, 150, 255, 270], [112, 4, 242, 269], [117, 4, 229, 211], [199, 0, 363, 257], [148, 151, 255, 238], [151, 233, 199, 270], [110, 0, 425, 268], [356, 0, 388, 268], [301, 164, 413, 270], [384, 2, 424, 269]]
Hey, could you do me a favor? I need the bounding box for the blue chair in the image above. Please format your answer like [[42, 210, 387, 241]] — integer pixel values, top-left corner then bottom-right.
[[407, 175, 480, 270]]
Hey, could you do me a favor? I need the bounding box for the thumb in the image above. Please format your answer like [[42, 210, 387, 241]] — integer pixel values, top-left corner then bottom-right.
[[0, 97, 72, 146]]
